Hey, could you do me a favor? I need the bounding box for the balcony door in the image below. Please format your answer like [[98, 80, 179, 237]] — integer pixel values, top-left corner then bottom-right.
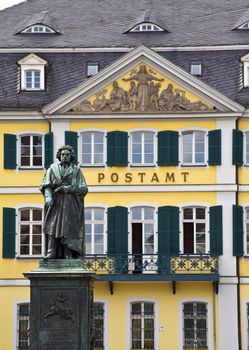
[[130, 207, 156, 273]]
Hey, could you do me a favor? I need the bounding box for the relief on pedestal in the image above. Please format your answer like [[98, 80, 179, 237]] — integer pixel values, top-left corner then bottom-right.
[[42, 292, 75, 326], [72, 64, 214, 113]]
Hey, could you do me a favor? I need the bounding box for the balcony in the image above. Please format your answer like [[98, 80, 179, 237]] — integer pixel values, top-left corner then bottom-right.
[[82, 254, 219, 282]]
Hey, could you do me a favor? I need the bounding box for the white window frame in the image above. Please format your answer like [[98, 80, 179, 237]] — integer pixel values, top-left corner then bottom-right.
[[127, 298, 159, 350], [14, 300, 30, 350], [242, 299, 249, 350], [179, 298, 212, 350], [129, 129, 157, 167], [18, 54, 46, 91], [16, 205, 44, 258], [190, 62, 202, 76], [93, 299, 108, 350], [244, 130, 249, 165], [17, 132, 45, 169], [79, 129, 106, 167], [180, 128, 208, 166], [244, 206, 249, 256], [130, 22, 164, 32], [21, 25, 55, 33], [85, 205, 107, 255], [180, 204, 209, 255], [87, 63, 99, 77]]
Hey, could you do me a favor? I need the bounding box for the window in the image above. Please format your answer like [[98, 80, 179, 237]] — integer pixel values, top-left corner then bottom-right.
[[93, 302, 105, 350], [87, 63, 99, 77], [17, 303, 30, 350], [21, 25, 55, 33], [181, 131, 206, 165], [24, 70, 41, 89], [245, 208, 249, 255], [20, 135, 43, 168], [183, 302, 208, 350], [18, 53, 46, 91], [131, 302, 155, 350], [190, 62, 202, 76], [182, 207, 207, 254], [131, 23, 164, 32], [18, 208, 43, 257], [131, 131, 155, 165], [245, 132, 249, 164], [81, 132, 105, 166], [237, 22, 249, 29], [85, 208, 105, 254], [247, 303, 249, 349]]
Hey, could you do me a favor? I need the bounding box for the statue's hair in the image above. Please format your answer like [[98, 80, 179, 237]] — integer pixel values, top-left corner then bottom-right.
[[56, 145, 76, 161]]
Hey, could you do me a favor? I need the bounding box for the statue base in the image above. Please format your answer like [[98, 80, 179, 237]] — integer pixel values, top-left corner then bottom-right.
[[24, 259, 97, 350]]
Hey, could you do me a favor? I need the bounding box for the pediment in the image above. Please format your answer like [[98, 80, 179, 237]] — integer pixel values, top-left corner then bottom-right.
[[43, 46, 244, 115]]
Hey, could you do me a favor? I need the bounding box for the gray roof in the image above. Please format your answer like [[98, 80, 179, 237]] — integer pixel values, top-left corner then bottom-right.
[[0, 50, 248, 111], [1, 0, 249, 47]]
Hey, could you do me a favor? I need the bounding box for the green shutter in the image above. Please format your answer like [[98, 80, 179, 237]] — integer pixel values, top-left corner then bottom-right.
[[107, 131, 128, 166], [233, 205, 244, 256], [4, 134, 16, 169], [3, 208, 16, 258], [65, 131, 78, 164], [209, 205, 223, 256], [157, 131, 179, 166], [158, 206, 179, 255], [208, 129, 221, 165], [44, 132, 54, 169], [232, 130, 243, 166], [107, 206, 128, 254]]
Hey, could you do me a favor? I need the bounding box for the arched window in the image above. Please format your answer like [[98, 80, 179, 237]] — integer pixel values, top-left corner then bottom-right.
[[93, 302, 105, 350], [181, 130, 206, 165], [85, 207, 106, 254], [182, 207, 207, 254], [130, 301, 155, 350], [131, 23, 164, 32], [81, 131, 105, 166], [183, 302, 208, 349], [19, 134, 43, 167], [16, 303, 30, 350], [18, 207, 44, 257], [21, 25, 55, 33], [130, 131, 156, 165]]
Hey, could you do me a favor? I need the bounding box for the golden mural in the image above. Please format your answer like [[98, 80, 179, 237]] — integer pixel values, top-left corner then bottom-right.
[[73, 64, 214, 113]]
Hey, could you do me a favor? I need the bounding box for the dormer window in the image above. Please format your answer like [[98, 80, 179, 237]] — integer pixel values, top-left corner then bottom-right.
[[21, 24, 55, 33], [130, 22, 164, 32], [241, 53, 249, 87], [237, 22, 249, 30], [18, 53, 47, 91]]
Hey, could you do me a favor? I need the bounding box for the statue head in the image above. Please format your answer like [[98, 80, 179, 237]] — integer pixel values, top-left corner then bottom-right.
[[139, 64, 147, 73], [56, 145, 76, 163]]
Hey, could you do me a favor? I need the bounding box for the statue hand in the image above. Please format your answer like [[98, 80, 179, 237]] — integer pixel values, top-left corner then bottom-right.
[[45, 196, 52, 206]]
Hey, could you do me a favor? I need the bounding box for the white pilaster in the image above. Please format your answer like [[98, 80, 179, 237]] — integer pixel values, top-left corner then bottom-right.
[[218, 283, 239, 350], [216, 118, 236, 184], [217, 192, 236, 276], [50, 120, 70, 159]]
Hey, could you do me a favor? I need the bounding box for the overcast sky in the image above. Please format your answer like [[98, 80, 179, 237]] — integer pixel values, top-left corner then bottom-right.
[[0, 0, 26, 10]]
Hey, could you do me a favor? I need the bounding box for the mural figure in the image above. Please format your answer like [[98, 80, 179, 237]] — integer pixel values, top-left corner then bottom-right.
[[123, 64, 164, 111], [40, 145, 88, 259]]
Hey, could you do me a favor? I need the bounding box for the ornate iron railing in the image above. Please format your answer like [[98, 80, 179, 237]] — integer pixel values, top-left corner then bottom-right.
[[82, 254, 218, 275]]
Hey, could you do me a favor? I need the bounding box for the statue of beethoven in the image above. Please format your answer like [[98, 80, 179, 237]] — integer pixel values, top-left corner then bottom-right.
[[40, 145, 88, 259]]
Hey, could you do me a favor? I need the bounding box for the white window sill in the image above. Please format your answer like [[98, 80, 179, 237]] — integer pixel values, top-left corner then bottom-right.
[[80, 164, 105, 168], [181, 163, 207, 167]]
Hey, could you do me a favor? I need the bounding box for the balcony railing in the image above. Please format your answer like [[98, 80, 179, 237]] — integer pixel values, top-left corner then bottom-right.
[[82, 254, 218, 277]]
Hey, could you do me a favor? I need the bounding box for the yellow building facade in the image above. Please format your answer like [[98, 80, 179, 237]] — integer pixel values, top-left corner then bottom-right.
[[0, 46, 247, 350]]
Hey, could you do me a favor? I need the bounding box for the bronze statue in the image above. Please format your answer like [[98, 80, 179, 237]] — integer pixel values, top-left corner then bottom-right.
[[40, 145, 88, 259]]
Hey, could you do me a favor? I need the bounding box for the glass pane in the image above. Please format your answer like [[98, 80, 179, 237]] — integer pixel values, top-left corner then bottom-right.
[[33, 225, 42, 235], [183, 153, 192, 163], [196, 233, 205, 243], [32, 245, 42, 255], [85, 224, 92, 233], [184, 208, 193, 219], [144, 132, 153, 142], [20, 246, 29, 255], [94, 209, 104, 220], [132, 208, 141, 220], [82, 133, 91, 143], [144, 208, 154, 220], [21, 146, 30, 155], [21, 225, 30, 235], [196, 142, 204, 152], [85, 234, 91, 244], [33, 235, 42, 244], [21, 210, 30, 221], [144, 153, 154, 163], [82, 154, 91, 164], [94, 153, 103, 164], [21, 157, 30, 166], [95, 224, 104, 234], [132, 303, 141, 315], [195, 152, 205, 163], [144, 223, 154, 234], [94, 132, 103, 143], [85, 209, 92, 220], [20, 235, 30, 244], [132, 153, 142, 164], [196, 208, 205, 219], [145, 234, 154, 244], [95, 245, 104, 254], [33, 157, 42, 166], [144, 303, 154, 314], [196, 223, 205, 233], [196, 244, 206, 254], [132, 132, 142, 143], [195, 131, 205, 142], [144, 244, 154, 254], [95, 234, 104, 244], [82, 143, 91, 153], [33, 210, 42, 221], [183, 133, 193, 142]]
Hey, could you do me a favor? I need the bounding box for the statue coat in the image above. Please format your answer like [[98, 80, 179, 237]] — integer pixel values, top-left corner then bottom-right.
[[40, 163, 88, 255]]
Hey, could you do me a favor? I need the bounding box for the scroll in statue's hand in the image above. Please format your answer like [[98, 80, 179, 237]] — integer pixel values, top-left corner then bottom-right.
[[45, 196, 53, 206]]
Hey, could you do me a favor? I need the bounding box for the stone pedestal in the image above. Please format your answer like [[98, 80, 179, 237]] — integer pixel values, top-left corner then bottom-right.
[[24, 260, 96, 350]]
